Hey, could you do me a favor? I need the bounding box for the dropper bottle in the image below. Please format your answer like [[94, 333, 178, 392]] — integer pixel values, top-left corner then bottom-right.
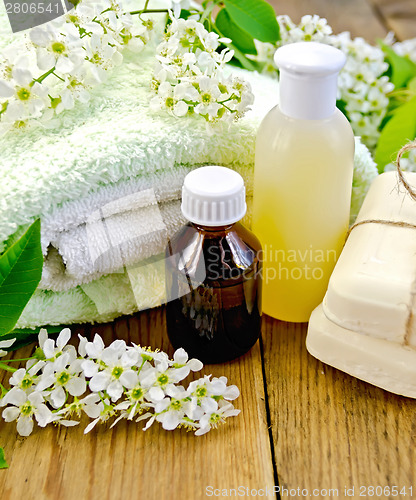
[[165, 166, 262, 364], [252, 42, 355, 323]]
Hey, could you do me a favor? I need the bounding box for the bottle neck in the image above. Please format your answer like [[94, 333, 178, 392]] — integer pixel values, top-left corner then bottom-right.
[[191, 222, 237, 233], [279, 69, 338, 120]]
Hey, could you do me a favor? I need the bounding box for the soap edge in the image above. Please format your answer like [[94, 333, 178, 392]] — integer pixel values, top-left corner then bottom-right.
[[306, 304, 416, 399]]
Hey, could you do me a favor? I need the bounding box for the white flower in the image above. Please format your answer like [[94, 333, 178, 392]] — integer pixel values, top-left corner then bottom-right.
[[84, 34, 124, 84], [2, 389, 52, 436], [140, 347, 202, 401], [0, 0, 154, 133], [393, 38, 416, 63], [62, 2, 98, 28], [39, 328, 73, 360], [36, 352, 86, 409], [171, 347, 203, 374], [247, 40, 278, 78], [84, 398, 115, 434], [170, 0, 192, 19], [195, 401, 240, 436], [9, 361, 44, 390], [56, 393, 102, 419], [149, 81, 190, 117], [151, 16, 252, 126], [0, 66, 48, 122], [194, 75, 222, 118], [82, 337, 138, 402], [188, 375, 240, 400], [0, 338, 15, 357], [0, 328, 240, 436], [154, 386, 194, 431], [30, 23, 84, 74], [110, 380, 150, 425]]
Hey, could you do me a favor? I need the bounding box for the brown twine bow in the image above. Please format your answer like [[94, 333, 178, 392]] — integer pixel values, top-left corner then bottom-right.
[[346, 140, 416, 344]]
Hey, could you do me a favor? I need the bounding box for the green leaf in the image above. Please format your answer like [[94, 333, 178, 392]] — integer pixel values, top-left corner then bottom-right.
[[216, 8, 257, 55], [227, 41, 258, 71], [223, 0, 280, 44], [374, 95, 416, 172], [379, 41, 416, 89], [408, 76, 416, 93], [0, 220, 43, 337], [213, 24, 258, 71], [0, 448, 8, 469]]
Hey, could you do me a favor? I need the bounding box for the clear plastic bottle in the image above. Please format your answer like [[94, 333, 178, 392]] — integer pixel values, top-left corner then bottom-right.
[[252, 42, 355, 322], [165, 166, 262, 364]]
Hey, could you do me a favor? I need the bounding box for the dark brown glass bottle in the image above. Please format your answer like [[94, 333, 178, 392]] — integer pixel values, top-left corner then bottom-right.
[[165, 166, 262, 364]]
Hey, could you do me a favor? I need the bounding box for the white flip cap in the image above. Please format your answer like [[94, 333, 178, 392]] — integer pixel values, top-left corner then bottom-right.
[[274, 42, 346, 120], [181, 166, 246, 226]]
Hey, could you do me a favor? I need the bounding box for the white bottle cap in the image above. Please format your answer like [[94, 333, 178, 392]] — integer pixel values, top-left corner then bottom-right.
[[181, 166, 246, 226], [274, 42, 346, 120]]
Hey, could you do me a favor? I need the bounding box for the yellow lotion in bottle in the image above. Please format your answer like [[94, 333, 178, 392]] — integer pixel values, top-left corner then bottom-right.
[[252, 42, 355, 322]]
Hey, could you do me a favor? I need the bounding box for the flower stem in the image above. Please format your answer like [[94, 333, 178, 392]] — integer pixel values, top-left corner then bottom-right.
[[0, 358, 32, 363], [0, 362, 17, 373], [129, 8, 169, 15], [32, 67, 56, 86], [53, 72, 65, 82]]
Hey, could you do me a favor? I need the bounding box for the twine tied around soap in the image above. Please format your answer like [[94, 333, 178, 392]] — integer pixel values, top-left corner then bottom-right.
[[346, 140, 416, 345], [346, 140, 416, 239]]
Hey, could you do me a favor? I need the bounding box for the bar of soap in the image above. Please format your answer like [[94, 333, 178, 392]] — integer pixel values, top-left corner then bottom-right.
[[307, 171, 416, 397]]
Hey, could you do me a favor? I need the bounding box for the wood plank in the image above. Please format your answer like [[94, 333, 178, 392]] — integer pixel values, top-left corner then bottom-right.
[[368, 0, 416, 41], [263, 316, 416, 497], [0, 308, 275, 500], [267, 0, 387, 41]]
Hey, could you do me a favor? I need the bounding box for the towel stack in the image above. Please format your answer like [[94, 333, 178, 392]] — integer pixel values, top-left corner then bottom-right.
[[0, 12, 378, 329]]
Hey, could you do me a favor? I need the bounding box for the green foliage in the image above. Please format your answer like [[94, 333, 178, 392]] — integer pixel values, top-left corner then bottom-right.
[[374, 95, 416, 172], [216, 8, 257, 55], [0, 220, 43, 337], [222, 0, 280, 44], [0, 448, 8, 469], [408, 77, 416, 93], [379, 41, 416, 89]]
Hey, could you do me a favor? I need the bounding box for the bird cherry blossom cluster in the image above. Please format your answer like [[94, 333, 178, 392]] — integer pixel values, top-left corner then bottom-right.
[[0, 0, 155, 135], [0, 329, 240, 437], [392, 38, 416, 63], [150, 16, 255, 125], [249, 14, 394, 150], [332, 32, 394, 149]]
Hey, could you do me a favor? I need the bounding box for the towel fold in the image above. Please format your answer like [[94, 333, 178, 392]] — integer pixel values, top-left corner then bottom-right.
[[39, 165, 254, 291]]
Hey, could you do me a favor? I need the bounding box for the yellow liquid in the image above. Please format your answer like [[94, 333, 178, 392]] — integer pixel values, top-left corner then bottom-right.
[[252, 106, 355, 322]]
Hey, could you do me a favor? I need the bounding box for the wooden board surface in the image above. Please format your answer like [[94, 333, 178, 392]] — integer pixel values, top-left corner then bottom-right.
[[368, 0, 416, 41], [263, 317, 416, 498], [268, 0, 387, 41], [0, 309, 275, 500], [268, 0, 416, 41]]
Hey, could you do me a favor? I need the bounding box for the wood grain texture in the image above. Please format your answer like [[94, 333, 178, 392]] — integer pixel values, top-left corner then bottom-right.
[[367, 0, 416, 40], [268, 0, 387, 41], [262, 316, 416, 498], [0, 308, 275, 500]]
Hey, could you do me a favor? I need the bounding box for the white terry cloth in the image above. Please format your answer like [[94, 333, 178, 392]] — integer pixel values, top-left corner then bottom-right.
[[41, 199, 184, 291], [39, 164, 254, 291]]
